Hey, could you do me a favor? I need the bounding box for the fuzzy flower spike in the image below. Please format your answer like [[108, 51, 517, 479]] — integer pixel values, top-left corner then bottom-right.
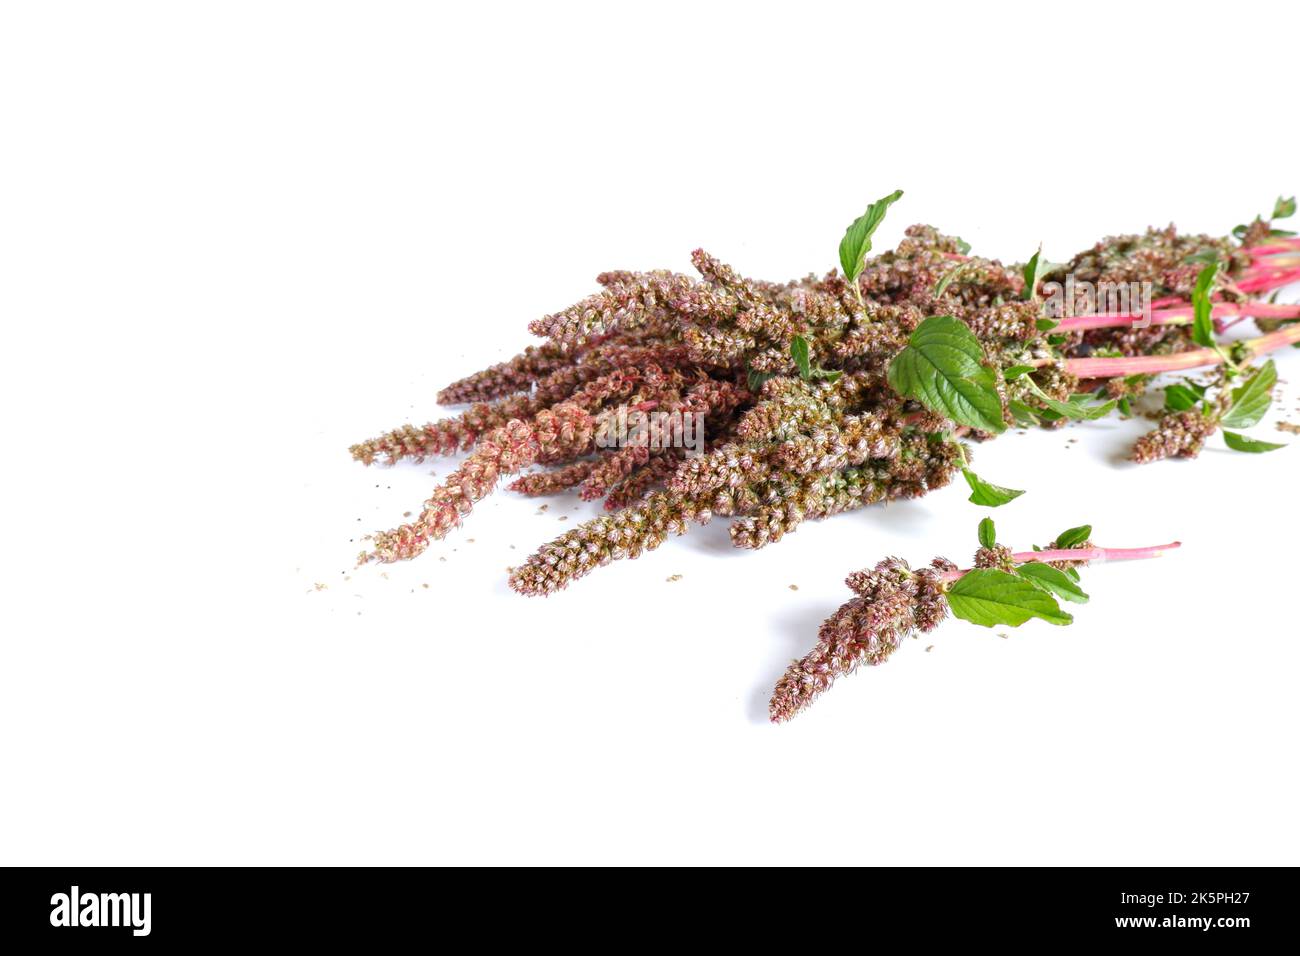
[[770, 518, 1180, 722]]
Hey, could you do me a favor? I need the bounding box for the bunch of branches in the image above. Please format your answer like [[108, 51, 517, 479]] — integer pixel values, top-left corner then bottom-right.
[[350, 192, 1298, 600]]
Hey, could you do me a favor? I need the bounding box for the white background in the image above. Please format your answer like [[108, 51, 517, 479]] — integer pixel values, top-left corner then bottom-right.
[[3, 2, 1298, 865]]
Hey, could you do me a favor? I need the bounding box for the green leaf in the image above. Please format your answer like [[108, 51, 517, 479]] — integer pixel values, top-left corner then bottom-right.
[[1054, 524, 1092, 549], [1009, 400, 1040, 427], [1021, 245, 1044, 302], [1221, 359, 1277, 429], [1222, 430, 1286, 453], [1273, 196, 1297, 220], [1003, 364, 1034, 381], [839, 189, 903, 283], [978, 517, 996, 548], [1191, 263, 1217, 349], [1015, 562, 1090, 604], [946, 569, 1073, 628], [1036, 316, 1061, 332], [1117, 396, 1132, 417], [934, 259, 974, 297], [954, 237, 972, 255], [747, 368, 775, 393], [1163, 383, 1202, 412], [1060, 399, 1117, 422], [1024, 378, 1115, 421], [963, 468, 1025, 507], [789, 333, 842, 382], [789, 335, 811, 379], [1184, 248, 1222, 265], [887, 316, 1006, 433]]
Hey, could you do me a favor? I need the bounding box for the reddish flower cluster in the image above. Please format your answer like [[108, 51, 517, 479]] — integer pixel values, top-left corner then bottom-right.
[[770, 556, 954, 723]]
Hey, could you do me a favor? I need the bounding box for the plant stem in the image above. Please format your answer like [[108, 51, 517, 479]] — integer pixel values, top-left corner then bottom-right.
[[1249, 239, 1300, 257], [1238, 266, 1300, 293], [1057, 301, 1300, 333], [1053, 323, 1300, 379], [939, 541, 1181, 583]]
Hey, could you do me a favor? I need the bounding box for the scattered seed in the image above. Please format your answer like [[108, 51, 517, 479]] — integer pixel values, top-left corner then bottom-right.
[[421, 583, 429, 589], [925, 645, 934, 652], [788, 584, 799, 591], [666, 574, 682, 582]]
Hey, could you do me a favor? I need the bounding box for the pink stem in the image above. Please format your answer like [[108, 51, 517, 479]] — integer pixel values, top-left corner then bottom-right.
[[1249, 239, 1300, 257], [1060, 322, 1300, 378], [1218, 303, 1300, 331], [1059, 301, 1300, 332], [939, 542, 1181, 583], [1238, 267, 1300, 294]]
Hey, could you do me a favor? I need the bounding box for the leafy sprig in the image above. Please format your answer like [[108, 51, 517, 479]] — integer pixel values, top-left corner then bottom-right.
[[1220, 359, 1277, 429], [788, 334, 841, 382], [839, 189, 903, 306], [948, 437, 1024, 508], [934, 259, 976, 298], [1021, 245, 1047, 303], [1216, 359, 1286, 454], [1191, 263, 1218, 349], [1160, 358, 1285, 455], [1022, 377, 1116, 421], [945, 519, 1103, 627], [1233, 195, 1297, 240]]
